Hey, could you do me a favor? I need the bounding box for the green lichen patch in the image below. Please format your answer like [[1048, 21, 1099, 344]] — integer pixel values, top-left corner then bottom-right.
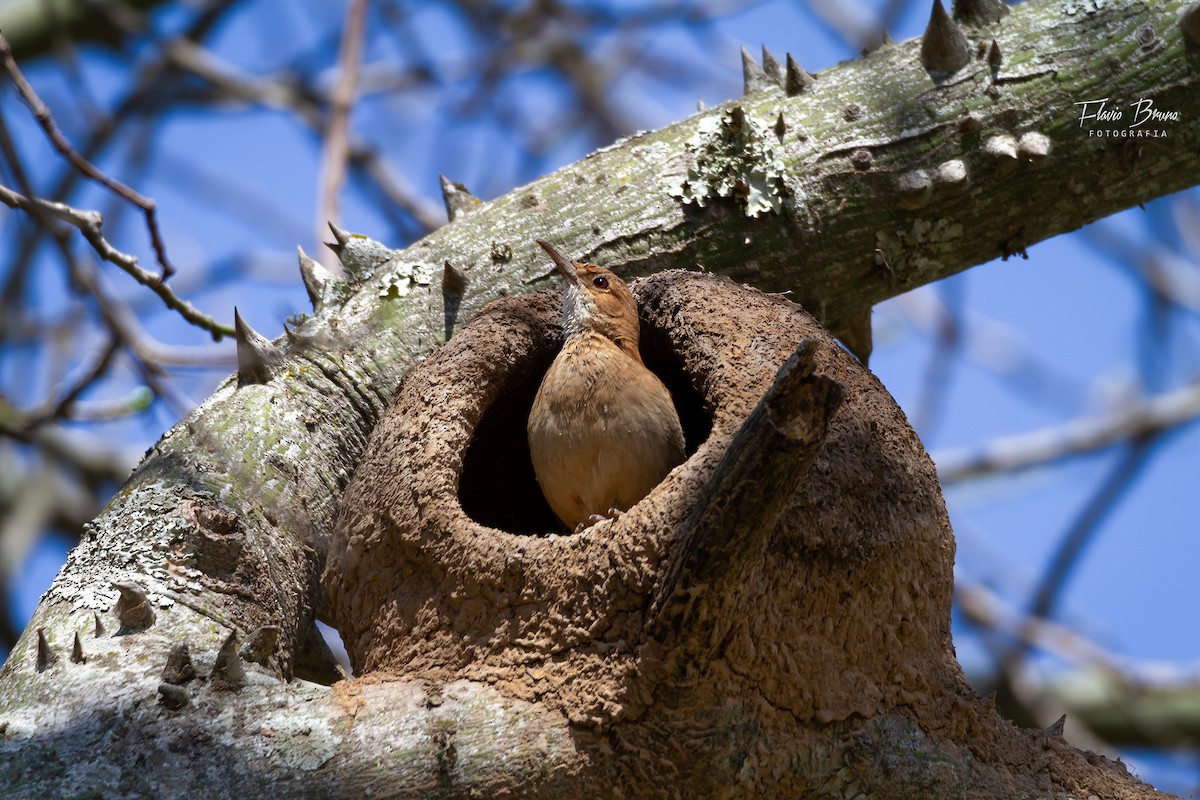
[[671, 107, 788, 218]]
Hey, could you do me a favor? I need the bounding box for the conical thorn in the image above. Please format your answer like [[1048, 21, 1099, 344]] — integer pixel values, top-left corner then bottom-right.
[[761, 44, 783, 85], [297, 246, 334, 312], [442, 261, 468, 340], [984, 133, 1019, 169], [442, 261, 468, 296], [696, 97, 707, 112], [93, 611, 105, 637], [922, 0, 971, 77], [326, 221, 351, 255], [785, 54, 815, 96], [988, 39, 1003, 67], [112, 580, 155, 630], [741, 46, 773, 94], [36, 628, 57, 672], [71, 631, 85, 664], [1017, 131, 1051, 163], [211, 631, 247, 690], [163, 642, 198, 685], [439, 174, 482, 223], [953, 0, 1009, 26], [1046, 714, 1066, 738], [234, 308, 281, 386]]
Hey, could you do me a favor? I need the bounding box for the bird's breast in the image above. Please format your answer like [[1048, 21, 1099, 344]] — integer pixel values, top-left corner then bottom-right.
[[527, 333, 686, 530]]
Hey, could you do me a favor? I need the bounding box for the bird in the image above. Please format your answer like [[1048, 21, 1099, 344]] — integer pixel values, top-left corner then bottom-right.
[[527, 240, 686, 532]]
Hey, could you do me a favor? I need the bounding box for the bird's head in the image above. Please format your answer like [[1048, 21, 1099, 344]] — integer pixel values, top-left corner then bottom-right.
[[536, 240, 640, 358]]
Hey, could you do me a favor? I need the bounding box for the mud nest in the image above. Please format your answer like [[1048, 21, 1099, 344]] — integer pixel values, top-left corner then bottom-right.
[[322, 269, 967, 735]]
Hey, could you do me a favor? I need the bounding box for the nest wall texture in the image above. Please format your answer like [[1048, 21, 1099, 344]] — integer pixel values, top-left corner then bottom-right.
[[323, 270, 965, 735]]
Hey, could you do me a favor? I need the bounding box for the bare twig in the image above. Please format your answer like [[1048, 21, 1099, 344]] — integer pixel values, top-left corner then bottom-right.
[[911, 282, 963, 437], [955, 582, 1126, 674], [24, 337, 122, 429], [0, 183, 234, 339], [934, 382, 1200, 483], [1028, 438, 1161, 623], [317, 0, 370, 264], [0, 31, 177, 279]]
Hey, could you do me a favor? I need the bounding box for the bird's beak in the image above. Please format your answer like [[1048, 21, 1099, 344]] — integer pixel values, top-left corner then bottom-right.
[[536, 240, 577, 280]]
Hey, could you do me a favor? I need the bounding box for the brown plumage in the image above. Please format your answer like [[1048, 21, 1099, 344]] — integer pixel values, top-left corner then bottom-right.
[[527, 240, 686, 531]]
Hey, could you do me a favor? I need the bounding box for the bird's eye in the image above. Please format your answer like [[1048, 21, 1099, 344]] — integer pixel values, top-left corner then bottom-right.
[[592, 276, 609, 290]]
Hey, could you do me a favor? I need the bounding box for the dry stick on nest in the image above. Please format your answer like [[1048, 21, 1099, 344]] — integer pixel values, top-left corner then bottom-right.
[[647, 339, 845, 671]]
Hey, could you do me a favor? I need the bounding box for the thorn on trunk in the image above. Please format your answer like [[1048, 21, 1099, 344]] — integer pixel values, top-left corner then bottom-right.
[[158, 682, 189, 709], [1017, 132, 1051, 164], [921, 0, 971, 78], [297, 246, 335, 312], [440, 174, 482, 222], [112, 580, 156, 630], [93, 611, 105, 637], [1181, 4, 1200, 47], [785, 54, 815, 96], [70, 632, 85, 664], [761, 44, 783, 85], [442, 261, 469, 341], [741, 46, 773, 94], [211, 631, 246, 690], [326, 221, 351, 256], [774, 112, 787, 139], [983, 134, 1019, 171], [36, 629, 57, 672], [234, 308, 281, 386], [895, 169, 933, 209], [163, 643, 198, 685], [1046, 714, 1066, 738]]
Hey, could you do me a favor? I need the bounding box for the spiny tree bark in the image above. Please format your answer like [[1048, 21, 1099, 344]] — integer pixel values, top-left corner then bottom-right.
[[1, 0, 1198, 797]]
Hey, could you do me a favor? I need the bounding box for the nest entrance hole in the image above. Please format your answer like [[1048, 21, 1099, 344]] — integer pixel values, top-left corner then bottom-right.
[[458, 314, 711, 535]]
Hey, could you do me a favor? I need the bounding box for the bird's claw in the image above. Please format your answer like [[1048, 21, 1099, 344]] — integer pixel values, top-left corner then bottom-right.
[[573, 508, 625, 534]]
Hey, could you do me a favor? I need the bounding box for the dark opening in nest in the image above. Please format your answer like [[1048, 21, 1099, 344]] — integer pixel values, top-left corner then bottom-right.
[[458, 311, 712, 536]]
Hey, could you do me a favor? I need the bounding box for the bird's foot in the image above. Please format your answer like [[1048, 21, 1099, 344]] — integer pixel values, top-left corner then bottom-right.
[[574, 508, 625, 534]]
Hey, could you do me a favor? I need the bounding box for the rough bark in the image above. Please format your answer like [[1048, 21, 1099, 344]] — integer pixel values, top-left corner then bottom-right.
[[1, 0, 1197, 796]]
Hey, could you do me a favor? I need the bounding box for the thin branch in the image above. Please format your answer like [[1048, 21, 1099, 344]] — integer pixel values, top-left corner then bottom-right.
[[0, 31, 177, 279], [317, 0, 370, 264], [981, 436, 1163, 702], [955, 582, 1126, 674], [0, 183, 235, 339], [934, 382, 1200, 483], [1028, 438, 1161, 622], [24, 337, 122, 429], [911, 281, 963, 438]]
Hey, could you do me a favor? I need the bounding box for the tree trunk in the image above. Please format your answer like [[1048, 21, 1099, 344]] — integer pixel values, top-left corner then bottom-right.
[[2, 0, 1197, 796]]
